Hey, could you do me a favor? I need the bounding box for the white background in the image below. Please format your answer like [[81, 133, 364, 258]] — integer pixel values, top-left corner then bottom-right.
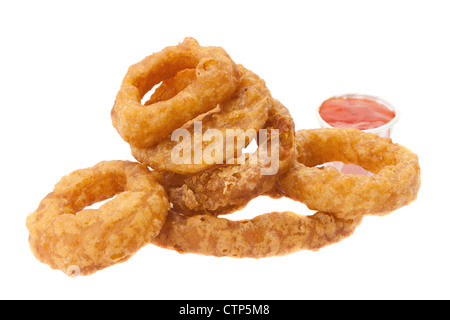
[[1, 0, 449, 300]]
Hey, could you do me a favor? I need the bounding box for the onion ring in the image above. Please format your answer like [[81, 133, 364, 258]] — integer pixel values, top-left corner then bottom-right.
[[152, 197, 362, 258], [163, 97, 295, 216], [26, 161, 170, 276], [111, 37, 240, 149], [131, 64, 270, 174], [276, 128, 421, 219]]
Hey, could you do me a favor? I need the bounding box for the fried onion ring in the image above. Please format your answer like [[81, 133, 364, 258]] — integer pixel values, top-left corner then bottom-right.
[[111, 37, 240, 149], [276, 128, 421, 219], [131, 64, 270, 174], [26, 161, 170, 276], [152, 200, 362, 258], [162, 97, 295, 216]]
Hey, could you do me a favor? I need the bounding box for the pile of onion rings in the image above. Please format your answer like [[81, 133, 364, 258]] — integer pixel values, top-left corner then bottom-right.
[[26, 38, 421, 276]]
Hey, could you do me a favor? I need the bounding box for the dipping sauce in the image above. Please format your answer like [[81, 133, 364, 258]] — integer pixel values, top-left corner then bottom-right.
[[319, 96, 396, 130]]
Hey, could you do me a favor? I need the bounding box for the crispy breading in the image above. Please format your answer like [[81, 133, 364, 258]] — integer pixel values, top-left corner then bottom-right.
[[163, 97, 295, 216], [276, 128, 421, 218], [131, 65, 270, 174], [153, 208, 362, 258], [26, 161, 170, 276], [111, 37, 240, 149]]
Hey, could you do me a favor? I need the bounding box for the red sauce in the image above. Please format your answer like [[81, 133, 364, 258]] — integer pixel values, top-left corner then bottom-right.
[[319, 97, 395, 130]]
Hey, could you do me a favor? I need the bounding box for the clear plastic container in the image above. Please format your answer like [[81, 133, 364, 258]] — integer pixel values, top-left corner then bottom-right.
[[316, 93, 400, 175]]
